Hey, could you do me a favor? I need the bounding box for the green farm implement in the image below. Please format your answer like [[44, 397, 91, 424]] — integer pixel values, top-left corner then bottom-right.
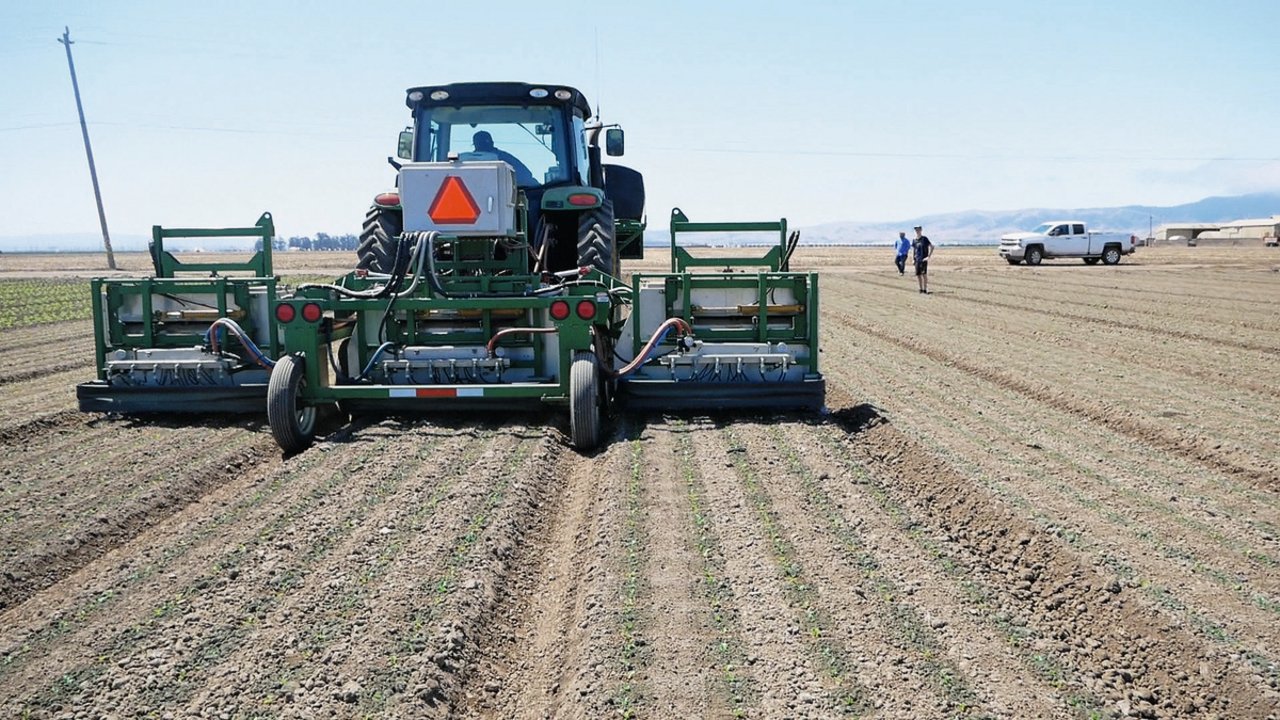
[[77, 213, 281, 413], [78, 82, 824, 452]]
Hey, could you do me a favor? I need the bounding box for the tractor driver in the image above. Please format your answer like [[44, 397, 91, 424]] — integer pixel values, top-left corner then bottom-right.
[[472, 130, 537, 186]]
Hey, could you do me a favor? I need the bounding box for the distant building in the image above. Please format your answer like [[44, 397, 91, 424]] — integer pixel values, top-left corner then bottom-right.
[[1152, 216, 1280, 245]]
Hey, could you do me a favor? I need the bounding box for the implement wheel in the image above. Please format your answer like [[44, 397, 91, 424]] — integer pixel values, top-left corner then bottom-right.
[[268, 354, 317, 454], [569, 351, 602, 450], [356, 205, 405, 273], [577, 200, 616, 277]]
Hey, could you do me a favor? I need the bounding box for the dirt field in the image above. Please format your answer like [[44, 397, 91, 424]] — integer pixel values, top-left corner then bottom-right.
[[1, 246, 1278, 719]]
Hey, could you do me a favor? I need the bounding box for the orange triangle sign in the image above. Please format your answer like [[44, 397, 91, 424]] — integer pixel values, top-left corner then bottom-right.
[[428, 176, 482, 224]]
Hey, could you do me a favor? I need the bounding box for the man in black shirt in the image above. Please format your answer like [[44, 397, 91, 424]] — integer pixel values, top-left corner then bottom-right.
[[913, 225, 934, 294]]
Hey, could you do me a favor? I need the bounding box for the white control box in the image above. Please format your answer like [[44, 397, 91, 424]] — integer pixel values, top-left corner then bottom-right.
[[399, 160, 517, 237]]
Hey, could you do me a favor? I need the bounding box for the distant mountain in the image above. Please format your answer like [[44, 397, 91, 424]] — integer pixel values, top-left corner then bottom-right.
[[4, 193, 1278, 251], [0, 233, 151, 253], [797, 192, 1280, 246]]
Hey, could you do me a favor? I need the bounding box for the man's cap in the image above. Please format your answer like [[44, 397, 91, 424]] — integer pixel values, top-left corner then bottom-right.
[[913, 225, 922, 230]]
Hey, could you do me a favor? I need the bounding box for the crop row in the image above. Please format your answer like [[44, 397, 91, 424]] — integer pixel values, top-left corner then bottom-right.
[[0, 280, 91, 330]]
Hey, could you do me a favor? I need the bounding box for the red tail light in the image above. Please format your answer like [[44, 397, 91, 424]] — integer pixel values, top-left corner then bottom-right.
[[301, 303, 323, 323], [275, 304, 296, 323], [575, 299, 596, 320], [568, 193, 598, 207], [374, 192, 400, 207], [549, 300, 570, 320]]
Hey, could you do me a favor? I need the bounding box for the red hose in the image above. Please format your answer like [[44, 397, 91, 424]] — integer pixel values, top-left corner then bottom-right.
[[486, 326, 558, 358]]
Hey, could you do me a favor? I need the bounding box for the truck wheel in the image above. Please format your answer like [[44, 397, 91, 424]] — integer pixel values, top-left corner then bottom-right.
[[1101, 246, 1121, 265], [1083, 257, 1100, 265], [356, 205, 405, 273], [1025, 246, 1043, 265], [268, 354, 317, 454], [1005, 257, 1022, 265], [569, 351, 601, 450], [577, 200, 616, 277]]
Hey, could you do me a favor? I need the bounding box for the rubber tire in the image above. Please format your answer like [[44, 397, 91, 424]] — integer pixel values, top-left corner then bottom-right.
[[1101, 246, 1121, 265], [1025, 246, 1043, 265], [569, 351, 601, 451], [268, 354, 317, 454], [1005, 257, 1022, 265], [1083, 257, 1100, 265], [577, 200, 616, 277], [356, 205, 405, 273]]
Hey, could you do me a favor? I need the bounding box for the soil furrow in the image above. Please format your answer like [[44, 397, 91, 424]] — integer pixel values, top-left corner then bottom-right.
[[854, 273, 1276, 354], [692, 419, 868, 716], [377, 427, 564, 717], [820, 320, 1280, 575], [820, 405, 1277, 718], [826, 304, 1278, 489], [766, 419, 1080, 718], [177, 423, 505, 715], [820, 340, 1280, 659], [0, 430, 278, 610], [436, 425, 615, 719]]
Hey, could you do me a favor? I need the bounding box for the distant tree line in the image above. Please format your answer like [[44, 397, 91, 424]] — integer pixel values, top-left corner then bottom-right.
[[255, 233, 359, 251]]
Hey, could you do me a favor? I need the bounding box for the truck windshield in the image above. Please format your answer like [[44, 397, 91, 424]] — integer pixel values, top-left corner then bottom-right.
[[1031, 223, 1053, 234], [416, 104, 571, 188]]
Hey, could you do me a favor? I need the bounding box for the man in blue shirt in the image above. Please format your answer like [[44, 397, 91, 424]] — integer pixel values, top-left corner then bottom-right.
[[894, 231, 911, 275]]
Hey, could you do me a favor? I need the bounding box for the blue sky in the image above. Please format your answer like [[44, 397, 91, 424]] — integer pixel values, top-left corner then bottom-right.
[[3, 0, 1278, 241]]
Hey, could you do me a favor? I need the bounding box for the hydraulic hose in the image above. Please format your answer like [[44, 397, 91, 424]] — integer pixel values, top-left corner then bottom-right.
[[485, 327, 558, 358], [413, 231, 575, 300], [205, 318, 276, 369], [607, 317, 695, 380]]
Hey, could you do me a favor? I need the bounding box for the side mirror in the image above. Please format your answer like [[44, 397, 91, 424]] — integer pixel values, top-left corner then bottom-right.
[[605, 128, 625, 156], [397, 129, 414, 160]]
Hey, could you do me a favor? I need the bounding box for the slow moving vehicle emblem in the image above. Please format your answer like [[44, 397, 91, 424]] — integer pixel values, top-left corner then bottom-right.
[[428, 176, 481, 224]]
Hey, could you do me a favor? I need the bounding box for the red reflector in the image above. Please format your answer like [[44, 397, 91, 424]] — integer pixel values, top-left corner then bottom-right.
[[301, 303, 323, 323], [549, 300, 571, 321], [575, 299, 596, 320], [428, 176, 482, 224], [274, 304, 296, 324], [374, 192, 400, 207], [567, 193, 598, 207]]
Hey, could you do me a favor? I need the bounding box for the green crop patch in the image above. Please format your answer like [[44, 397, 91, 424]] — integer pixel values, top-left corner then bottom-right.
[[0, 279, 92, 330]]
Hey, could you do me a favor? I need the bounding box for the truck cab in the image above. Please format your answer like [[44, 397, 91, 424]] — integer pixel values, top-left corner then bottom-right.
[[999, 220, 1135, 266]]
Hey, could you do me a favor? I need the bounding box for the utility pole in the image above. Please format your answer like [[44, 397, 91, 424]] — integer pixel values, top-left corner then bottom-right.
[[58, 26, 116, 269]]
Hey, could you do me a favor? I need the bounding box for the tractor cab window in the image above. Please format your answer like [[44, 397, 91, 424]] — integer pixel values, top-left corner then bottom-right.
[[416, 104, 571, 188], [572, 115, 591, 185]]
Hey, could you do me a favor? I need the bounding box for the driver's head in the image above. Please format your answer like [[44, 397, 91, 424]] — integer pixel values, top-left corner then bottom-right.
[[472, 131, 495, 152]]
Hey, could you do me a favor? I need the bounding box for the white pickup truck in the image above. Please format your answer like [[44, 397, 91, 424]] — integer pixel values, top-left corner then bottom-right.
[[999, 221, 1137, 266]]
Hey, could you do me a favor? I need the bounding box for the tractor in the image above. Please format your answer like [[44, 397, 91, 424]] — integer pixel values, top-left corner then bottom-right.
[[78, 82, 824, 452]]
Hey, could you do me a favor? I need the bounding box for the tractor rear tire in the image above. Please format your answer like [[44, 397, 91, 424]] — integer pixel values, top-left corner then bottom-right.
[[268, 354, 317, 454], [356, 205, 404, 273], [569, 351, 601, 451], [577, 200, 616, 277]]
